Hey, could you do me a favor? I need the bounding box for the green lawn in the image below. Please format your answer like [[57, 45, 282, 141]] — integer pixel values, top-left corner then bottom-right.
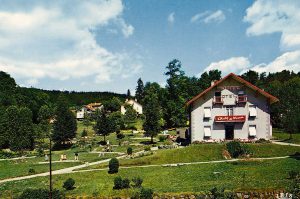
[[1, 158, 299, 198], [83, 143, 300, 170], [0, 149, 116, 180], [273, 129, 300, 144]]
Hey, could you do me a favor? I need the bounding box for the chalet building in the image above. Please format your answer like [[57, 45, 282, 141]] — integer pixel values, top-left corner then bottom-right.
[[76, 102, 103, 120], [121, 99, 143, 115], [186, 73, 279, 142]]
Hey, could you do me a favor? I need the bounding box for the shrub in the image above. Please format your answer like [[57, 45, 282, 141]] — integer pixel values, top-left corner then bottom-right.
[[122, 178, 130, 189], [117, 132, 125, 139], [108, 157, 119, 174], [99, 140, 107, 146], [0, 150, 15, 159], [226, 141, 244, 158], [127, 147, 133, 155], [255, 138, 271, 143], [28, 168, 35, 174], [132, 176, 143, 188], [158, 135, 167, 142], [113, 176, 123, 189], [140, 188, 154, 199], [113, 176, 130, 189], [18, 188, 64, 199], [37, 147, 44, 157], [62, 178, 75, 190], [81, 129, 88, 137], [144, 146, 151, 151], [289, 170, 300, 179]]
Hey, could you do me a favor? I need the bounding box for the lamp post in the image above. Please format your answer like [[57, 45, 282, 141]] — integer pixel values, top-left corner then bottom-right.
[[49, 130, 52, 199], [49, 133, 53, 199]]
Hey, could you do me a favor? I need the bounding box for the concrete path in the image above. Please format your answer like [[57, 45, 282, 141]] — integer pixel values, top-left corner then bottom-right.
[[0, 155, 293, 184], [0, 154, 126, 184], [0, 156, 36, 161], [271, 141, 300, 147]]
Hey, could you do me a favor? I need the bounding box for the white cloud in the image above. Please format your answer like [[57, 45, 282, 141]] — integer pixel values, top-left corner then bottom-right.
[[167, 12, 175, 24], [202, 51, 300, 76], [244, 0, 300, 50], [250, 50, 300, 73], [0, 0, 139, 87], [116, 18, 134, 38], [191, 10, 225, 24], [201, 57, 250, 76]]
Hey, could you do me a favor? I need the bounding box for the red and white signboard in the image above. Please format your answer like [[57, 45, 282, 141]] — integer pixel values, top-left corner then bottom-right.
[[214, 115, 246, 122]]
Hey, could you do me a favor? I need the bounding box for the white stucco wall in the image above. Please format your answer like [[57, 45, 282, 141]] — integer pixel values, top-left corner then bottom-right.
[[190, 80, 271, 142]]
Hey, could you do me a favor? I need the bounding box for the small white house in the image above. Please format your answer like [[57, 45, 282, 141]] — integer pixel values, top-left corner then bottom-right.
[[76, 102, 103, 120], [76, 107, 86, 120], [186, 73, 279, 142], [121, 99, 143, 115]]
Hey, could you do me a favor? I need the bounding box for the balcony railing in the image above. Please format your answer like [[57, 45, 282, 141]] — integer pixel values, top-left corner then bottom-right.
[[213, 96, 223, 104], [237, 95, 247, 103]]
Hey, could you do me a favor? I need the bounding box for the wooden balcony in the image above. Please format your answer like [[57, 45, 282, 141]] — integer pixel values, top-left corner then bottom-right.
[[237, 95, 247, 103]]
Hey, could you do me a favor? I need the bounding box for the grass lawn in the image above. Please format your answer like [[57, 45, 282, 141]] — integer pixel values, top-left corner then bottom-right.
[[82, 143, 300, 170], [1, 158, 299, 198], [273, 128, 300, 144], [0, 148, 116, 180], [76, 121, 95, 138]]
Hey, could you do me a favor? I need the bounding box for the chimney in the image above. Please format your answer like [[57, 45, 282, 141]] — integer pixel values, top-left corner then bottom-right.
[[211, 80, 216, 86]]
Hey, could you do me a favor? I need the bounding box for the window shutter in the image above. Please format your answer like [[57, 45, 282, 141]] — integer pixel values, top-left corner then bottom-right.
[[204, 126, 211, 137], [249, 106, 257, 117], [204, 107, 211, 118], [249, 125, 256, 136]]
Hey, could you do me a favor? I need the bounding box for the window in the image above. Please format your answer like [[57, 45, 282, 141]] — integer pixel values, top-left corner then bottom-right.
[[204, 126, 211, 137], [215, 91, 221, 96], [238, 90, 245, 96], [249, 105, 257, 117], [249, 125, 256, 136], [204, 107, 211, 118], [226, 107, 234, 116]]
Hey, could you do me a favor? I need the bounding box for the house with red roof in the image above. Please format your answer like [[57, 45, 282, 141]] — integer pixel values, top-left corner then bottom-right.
[[186, 73, 279, 142]]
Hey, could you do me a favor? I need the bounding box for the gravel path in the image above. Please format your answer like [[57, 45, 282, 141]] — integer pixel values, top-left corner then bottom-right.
[[271, 141, 300, 147], [0, 154, 127, 184]]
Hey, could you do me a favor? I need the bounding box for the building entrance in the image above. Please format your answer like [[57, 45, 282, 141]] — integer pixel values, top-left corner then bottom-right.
[[225, 125, 234, 140]]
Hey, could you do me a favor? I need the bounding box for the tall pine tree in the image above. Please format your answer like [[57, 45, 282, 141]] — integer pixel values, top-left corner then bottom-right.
[[143, 84, 163, 143], [135, 78, 145, 103], [6, 106, 34, 152], [52, 95, 77, 145]]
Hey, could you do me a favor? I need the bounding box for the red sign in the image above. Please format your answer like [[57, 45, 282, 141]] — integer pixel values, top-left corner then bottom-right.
[[214, 115, 246, 122]]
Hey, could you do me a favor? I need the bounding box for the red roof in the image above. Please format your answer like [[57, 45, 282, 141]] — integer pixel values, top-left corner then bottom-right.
[[186, 73, 279, 106]]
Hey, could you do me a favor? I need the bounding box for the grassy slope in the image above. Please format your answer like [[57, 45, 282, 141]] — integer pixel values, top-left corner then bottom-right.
[[0, 149, 115, 180], [83, 143, 300, 170], [1, 158, 299, 197], [273, 128, 300, 144]]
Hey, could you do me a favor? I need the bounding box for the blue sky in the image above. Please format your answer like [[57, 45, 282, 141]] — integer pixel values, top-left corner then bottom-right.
[[0, 0, 299, 94]]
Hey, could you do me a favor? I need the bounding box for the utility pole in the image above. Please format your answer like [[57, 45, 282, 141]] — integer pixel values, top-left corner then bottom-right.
[[49, 137, 52, 199]]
